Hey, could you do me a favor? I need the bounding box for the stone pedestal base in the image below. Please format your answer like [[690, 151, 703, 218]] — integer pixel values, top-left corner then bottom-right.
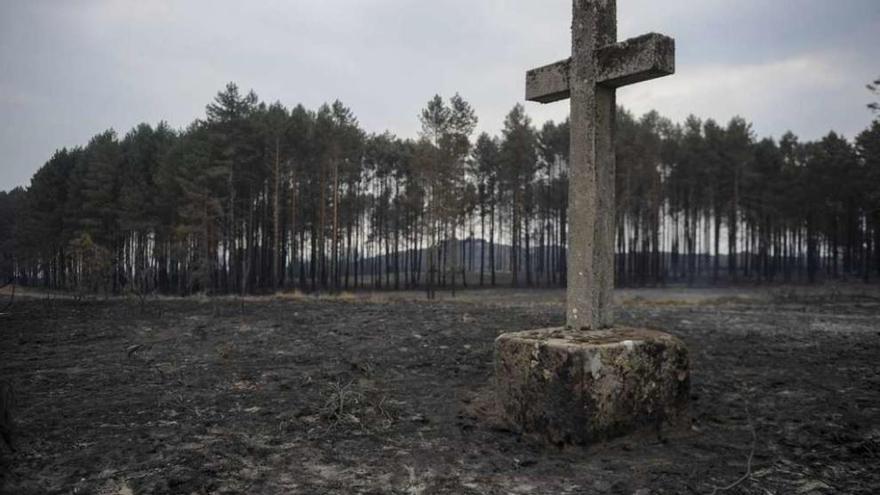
[[494, 327, 689, 445]]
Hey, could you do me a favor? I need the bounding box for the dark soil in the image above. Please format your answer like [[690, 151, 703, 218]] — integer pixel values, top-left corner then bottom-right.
[[1, 288, 879, 494]]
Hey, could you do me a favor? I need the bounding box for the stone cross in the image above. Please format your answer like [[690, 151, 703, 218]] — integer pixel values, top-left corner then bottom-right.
[[526, 0, 674, 330]]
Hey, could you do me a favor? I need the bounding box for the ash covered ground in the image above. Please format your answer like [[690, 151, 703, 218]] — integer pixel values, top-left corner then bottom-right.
[[1, 287, 879, 494]]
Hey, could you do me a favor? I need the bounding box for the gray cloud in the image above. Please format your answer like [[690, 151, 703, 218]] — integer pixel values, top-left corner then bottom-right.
[[1, 0, 877, 191]]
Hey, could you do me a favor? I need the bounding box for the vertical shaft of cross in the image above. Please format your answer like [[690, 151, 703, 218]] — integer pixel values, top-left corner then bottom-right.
[[567, 0, 617, 330], [525, 0, 674, 330]]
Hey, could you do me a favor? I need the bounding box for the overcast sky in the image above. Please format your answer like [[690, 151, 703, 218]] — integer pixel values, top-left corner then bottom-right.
[[1, 0, 878, 191]]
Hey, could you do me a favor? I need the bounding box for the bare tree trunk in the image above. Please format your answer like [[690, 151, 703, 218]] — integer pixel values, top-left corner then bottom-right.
[[289, 166, 297, 288], [272, 139, 281, 290], [332, 160, 339, 291], [318, 162, 326, 289], [490, 197, 496, 286]]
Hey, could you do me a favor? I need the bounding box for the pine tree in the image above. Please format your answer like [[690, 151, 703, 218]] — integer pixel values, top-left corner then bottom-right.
[[499, 104, 537, 286]]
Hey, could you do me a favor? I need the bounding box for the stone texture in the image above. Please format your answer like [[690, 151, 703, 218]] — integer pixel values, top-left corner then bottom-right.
[[525, 34, 675, 103], [505, 0, 686, 445], [566, 0, 614, 331], [524, 0, 675, 330], [494, 327, 689, 445], [595, 33, 675, 88]]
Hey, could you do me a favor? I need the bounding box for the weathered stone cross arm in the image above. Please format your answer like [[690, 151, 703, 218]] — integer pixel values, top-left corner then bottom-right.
[[525, 33, 674, 103]]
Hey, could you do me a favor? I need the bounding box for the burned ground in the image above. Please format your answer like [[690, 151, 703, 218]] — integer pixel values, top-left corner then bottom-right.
[[0, 288, 879, 494]]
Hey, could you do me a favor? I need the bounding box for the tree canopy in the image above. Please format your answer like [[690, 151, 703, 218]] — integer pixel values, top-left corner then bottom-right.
[[2, 82, 879, 295]]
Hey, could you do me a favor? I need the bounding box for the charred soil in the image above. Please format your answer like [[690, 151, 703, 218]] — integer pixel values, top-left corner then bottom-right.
[[1, 288, 879, 494]]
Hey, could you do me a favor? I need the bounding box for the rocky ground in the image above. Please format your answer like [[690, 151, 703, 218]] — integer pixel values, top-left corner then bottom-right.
[[0, 286, 879, 494]]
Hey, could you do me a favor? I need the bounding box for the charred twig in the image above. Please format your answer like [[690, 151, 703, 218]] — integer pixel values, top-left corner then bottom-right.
[[0, 280, 14, 314], [375, 395, 395, 423], [710, 401, 757, 494], [319, 379, 370, 435], [323, 380, 355, 419], [126, 344, 144, 359], [0, 381, 15, 452], [124, 336, 181, 359]]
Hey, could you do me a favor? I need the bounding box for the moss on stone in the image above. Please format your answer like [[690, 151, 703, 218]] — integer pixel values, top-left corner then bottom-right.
[[495, 327, 689, 445]]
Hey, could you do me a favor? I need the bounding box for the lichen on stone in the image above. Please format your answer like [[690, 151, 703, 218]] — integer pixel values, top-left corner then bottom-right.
[[495, 327, 689, 445]]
